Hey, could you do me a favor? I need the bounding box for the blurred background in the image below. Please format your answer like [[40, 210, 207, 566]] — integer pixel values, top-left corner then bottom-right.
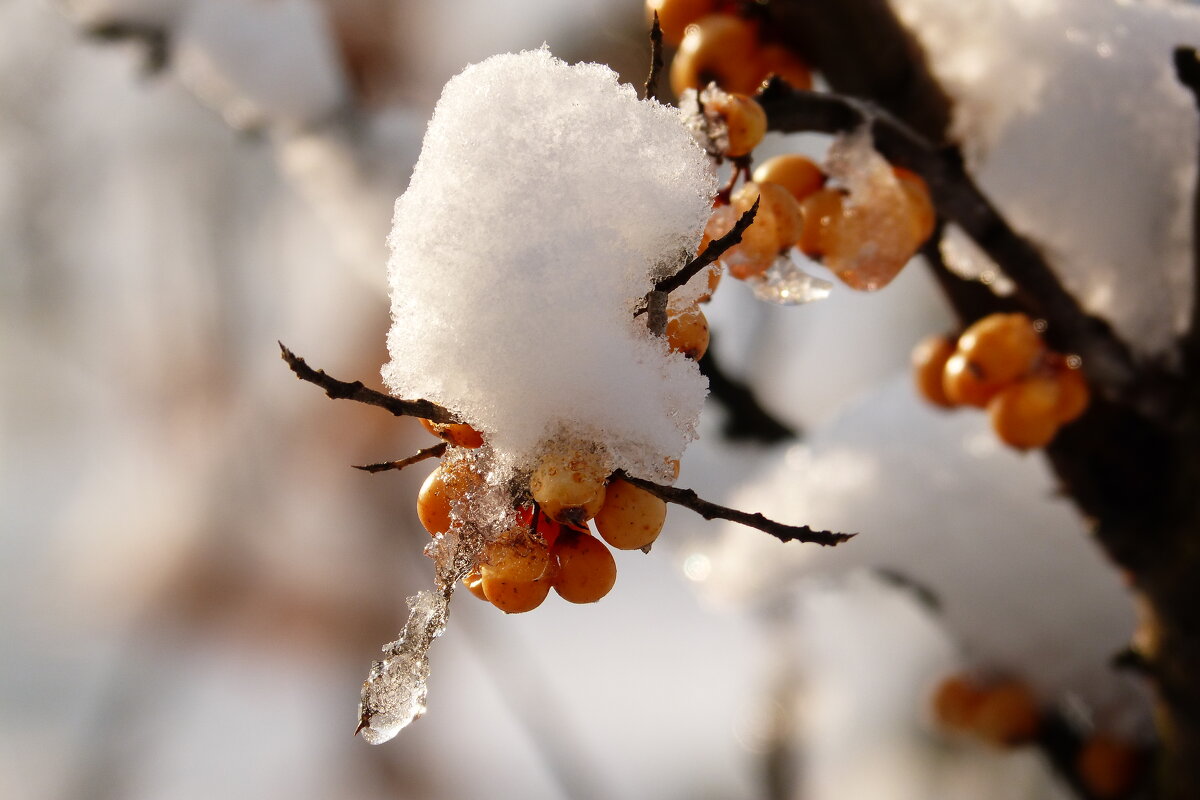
[[0, 1, 1163, 798]]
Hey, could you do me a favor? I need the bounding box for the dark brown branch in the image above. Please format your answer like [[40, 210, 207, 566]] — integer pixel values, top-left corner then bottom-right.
[[755, 79, 1144, 404], [279, 342, 458, 424], [653, 198, 759, 295], [698, 339, 798, 443], [614, 471, 854, 546], [82, 20, 170, 75], [353, 443, 448, 473], [1174, 46, 1200, 374], [644, 13, 664, 102]]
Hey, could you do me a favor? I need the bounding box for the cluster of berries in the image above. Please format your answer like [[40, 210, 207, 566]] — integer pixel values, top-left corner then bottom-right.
[[652, 0, 813, 97], [912, 312, 1091, 450], [933, 674, 1142, 799], [416, 422, 671, 614]]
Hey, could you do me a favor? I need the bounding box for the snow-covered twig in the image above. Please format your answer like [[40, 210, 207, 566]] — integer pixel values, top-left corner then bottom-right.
[[614, 471, 854, 546], [279, 342, 459, 424], [353, 443, 449, 473], [756, 78, 1144, 403]]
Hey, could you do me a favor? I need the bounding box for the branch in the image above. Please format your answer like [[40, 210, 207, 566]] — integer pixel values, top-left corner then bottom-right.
[[354, 443, 448, 473], [643, 13, 664, 102], [82, 20, 170, 75], [653, 199, 759, 295], [698, 340, 799, 443], [1174, 46, 1200, 375], [614, 471, 854, 546], [755, 79, 1142, 401], [279, 342, 459, 424]]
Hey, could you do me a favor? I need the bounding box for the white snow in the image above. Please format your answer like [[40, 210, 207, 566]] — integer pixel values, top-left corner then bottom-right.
[[382, 48, 717, 481], [893, 0, 1200, 355]]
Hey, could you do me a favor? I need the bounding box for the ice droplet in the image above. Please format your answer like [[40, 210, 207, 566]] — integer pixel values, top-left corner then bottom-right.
[[747, 250, 833, 305], [357, 589, 450, 745]]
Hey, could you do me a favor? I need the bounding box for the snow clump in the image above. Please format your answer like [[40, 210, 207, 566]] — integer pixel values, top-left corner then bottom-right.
[[383, 48, 717, 481]]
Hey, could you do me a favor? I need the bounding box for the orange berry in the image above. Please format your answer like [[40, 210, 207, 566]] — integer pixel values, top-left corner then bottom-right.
[[462, 567, 488, 601], [894, 166, 936, 245], [912, 335, 957, 408], [480, 527, 551, 583], [727, 181, 804, 279], [551, 530, 617, 604], [942, 351, 1002, 408], [757, 43, 813, 90], [1076, 735, 1141, 799], [701, 90, 766, 157], [481, 574, 553, 613], [646, 0, 719, 47], [594, 479, 667, 550], [530, 448, 608, 526], [416, 460, 479, 536], [419, 417, 484, 448], [796, 187, 846, 258], [972, 681, 1040, 746], [988, 376, 1063, 450], [1053, 365, 1090, 424], [665, 299, 709, 359], [932, 674, 985, 731], [670, 14, 763, 96], [753, 154, 826, 203], [957, 312, 1044, 387]]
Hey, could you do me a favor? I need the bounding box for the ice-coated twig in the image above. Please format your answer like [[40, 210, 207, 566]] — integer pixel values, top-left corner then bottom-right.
[[354, 443, 449, 473], [652, 198, 759, 296], [613, 471, 854, 546], [280, 342, 459, 424], [755, 78, 1143, 401], [643, 13, 664, 102], [1173, 46, 1200, 374]]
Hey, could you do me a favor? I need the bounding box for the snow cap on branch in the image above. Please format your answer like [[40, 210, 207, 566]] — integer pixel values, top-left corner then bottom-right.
[[383, 48, 716, 479]]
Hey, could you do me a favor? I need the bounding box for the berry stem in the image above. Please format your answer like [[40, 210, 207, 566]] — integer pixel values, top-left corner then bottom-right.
[[353, 443, 449, 474]]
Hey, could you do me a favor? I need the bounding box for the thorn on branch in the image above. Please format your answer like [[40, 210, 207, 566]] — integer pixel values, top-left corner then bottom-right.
[[614, 470, 854, 547], [644, 13, 664, 102], [354, 443, 449, 473], [279, 342, 459, 424]]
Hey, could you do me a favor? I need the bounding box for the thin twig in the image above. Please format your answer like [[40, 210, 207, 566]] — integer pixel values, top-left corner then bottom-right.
[[279, 342, 459, 424], [755, 78, 1143, 402], [354, 443, 449, 473], [1173, 46, 1200, 375], [614, 471, 854, 546], [653, 198, 759, 295], [644, 13, 664, 102]]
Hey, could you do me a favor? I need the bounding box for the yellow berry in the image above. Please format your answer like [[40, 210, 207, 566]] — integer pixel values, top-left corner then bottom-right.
[[702, 91, 766, 157], [1053, 364, 1090, 424], [753, 154, 826, 203], [462, 567, 488, 601], [481, 574, 553, 613], [727, 181, 804, 279], [646, 0, 719, 47], [670, 14, 763, 96], [1077, 735, 1141, 800], [796, 187, 845, 259], [932, 674, 985, 732], [419, 417, 484, 448], [416, 460, 479, 536], [551, 531, 617, 604], [958, 313, 1044, 387], [594, 479, 667, 550], [757, 43, 813, 90], [665, 300, 709, 359], [530, 448, 608, 526], [988, 376, 1062, 450], [480, 526, 551, 583], [912, 335, 957, 408], [972, 681, 1040, 746]]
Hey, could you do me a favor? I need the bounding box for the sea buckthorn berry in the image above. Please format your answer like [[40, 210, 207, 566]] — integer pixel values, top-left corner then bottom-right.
[[463, 567, 488, 601], [957, 312, 1044, 387], [912, 334, 957, 408], [416, 460, 480, 536], [753, 154, 826, 203], [972, 681, 1040, 746], [943, 351, 1003, 408], [893, 166, 936, 245], [419, 417, 484, 448], [796, 187, 846, 258], [701, 90, 766, 157], [670, 14, 762, 96], [646, 0, 718, 47], [932, 674, 985, 731], [757, 43, 814, 90], [665, 299, 709, 360], [988, 376, 1062, 450], [480, 526, 551, 583], [1053, 364, 1090, 424], [595, 479, 667, 550], [481, 573, 553, 614], [727, 181, 805, 279], [551, 530, 617, 604], [515, 505, 564, 548], [530, 448, 608, 526], [1076, 735, 1141, 800]]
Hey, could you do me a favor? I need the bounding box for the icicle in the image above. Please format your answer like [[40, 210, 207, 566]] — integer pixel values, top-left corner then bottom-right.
[[748, 250, 834, 305]]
